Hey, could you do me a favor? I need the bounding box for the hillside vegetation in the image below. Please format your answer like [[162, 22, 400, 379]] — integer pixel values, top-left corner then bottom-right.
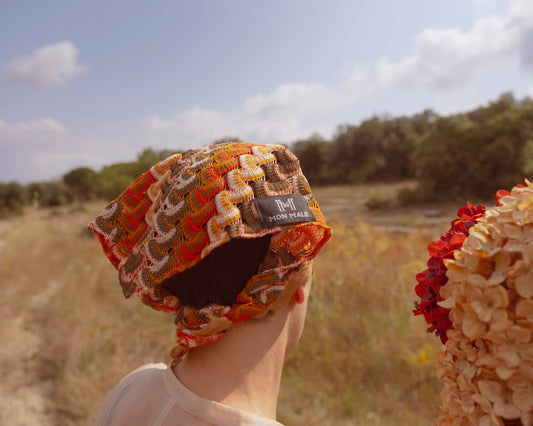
[[1, 92, 532, 218]]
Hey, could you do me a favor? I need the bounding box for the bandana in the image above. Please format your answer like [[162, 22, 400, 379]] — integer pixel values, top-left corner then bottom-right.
[[89, 143, 331, 359]]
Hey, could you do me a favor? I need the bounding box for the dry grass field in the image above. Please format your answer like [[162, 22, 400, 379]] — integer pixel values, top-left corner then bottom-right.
[[0, 183, 464, 425]]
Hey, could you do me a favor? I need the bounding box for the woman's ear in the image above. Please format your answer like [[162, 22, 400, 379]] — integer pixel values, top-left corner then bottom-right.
[[293, 285, 306, 305]]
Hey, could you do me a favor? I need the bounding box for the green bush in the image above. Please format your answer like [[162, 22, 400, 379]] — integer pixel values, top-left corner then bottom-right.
[[365, 194, 391, 210], [27, 181, 74, 208], [0, 182, 25, 217]]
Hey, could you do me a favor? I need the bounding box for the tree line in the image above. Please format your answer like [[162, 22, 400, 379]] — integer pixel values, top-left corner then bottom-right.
[[293, 92, 533, 202], [1, 92, 532, 218], [0, 149, 177, 218]]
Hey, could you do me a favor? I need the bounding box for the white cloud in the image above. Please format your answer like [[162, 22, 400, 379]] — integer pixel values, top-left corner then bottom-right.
[[243, 82, 340, 118], [375, 13, 520, 90], [0, 118, 66, 136], [141, 81, 344, 148], [0, 117, 108, 183], [142, 108, 228, 145], [511, 0, 533, 69], [372, 0, 533, 91], [1, 41, 87, 88], [470, 0, 501, 6], [140, 0, 533, 148], [510, 0, 533, 22]]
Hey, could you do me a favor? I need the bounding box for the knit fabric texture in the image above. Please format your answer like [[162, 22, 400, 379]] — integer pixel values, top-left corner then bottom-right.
[[88, 142, 331, 359]]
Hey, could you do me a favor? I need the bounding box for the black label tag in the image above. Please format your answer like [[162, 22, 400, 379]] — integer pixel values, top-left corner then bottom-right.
[[254, 194, 315, 228]]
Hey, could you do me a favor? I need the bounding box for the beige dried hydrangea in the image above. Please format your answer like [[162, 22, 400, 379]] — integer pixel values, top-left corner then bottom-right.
[[436, 182, 533, 426]]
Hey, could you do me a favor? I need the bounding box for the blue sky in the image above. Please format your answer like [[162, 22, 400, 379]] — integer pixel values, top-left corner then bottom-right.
[[1, 0, 532, 183]]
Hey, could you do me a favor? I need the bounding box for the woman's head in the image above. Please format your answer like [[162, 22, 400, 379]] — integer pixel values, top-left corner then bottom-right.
[[89, 142, 331, 359]]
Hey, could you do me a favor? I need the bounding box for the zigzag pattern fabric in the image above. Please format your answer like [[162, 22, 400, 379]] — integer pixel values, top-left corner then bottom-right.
[[89, 143, 331, 358]]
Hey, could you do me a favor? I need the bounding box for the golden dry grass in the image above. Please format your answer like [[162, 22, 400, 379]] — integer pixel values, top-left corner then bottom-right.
[[278, 220, 442, 425], [0, 185, 457, 425]]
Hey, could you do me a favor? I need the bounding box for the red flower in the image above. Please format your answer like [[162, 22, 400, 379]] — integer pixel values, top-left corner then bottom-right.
[[413, 202, 486, 344], [495, 184, 524, 206]]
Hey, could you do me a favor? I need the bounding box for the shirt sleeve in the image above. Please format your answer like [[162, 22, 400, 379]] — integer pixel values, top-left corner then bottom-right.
[[94, 363, 167, 426]]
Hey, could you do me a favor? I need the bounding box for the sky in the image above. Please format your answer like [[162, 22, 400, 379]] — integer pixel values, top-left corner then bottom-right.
[[1, 0, 532, 183]]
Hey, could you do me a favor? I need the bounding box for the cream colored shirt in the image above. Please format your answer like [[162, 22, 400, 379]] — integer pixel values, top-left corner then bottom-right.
[[94, 363, 283, 426]]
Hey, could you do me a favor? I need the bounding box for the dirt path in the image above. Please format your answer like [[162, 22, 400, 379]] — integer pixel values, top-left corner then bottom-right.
[[0, 313, 55, 426], [0, 209, 71, 426]]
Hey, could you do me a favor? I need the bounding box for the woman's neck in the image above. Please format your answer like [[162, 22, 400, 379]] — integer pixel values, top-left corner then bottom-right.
[[172, 309, 291, 420]]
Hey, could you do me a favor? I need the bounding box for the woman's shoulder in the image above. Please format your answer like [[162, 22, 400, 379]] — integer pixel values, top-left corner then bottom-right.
[[123, 362, 167, 379], [94, 363, 169, 426]]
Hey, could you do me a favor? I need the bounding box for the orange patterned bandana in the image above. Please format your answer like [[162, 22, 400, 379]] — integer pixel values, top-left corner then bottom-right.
[[89, 143, 331, 358]]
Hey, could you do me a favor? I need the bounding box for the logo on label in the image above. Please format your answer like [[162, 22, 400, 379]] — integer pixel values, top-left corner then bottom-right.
[[275, 197, 296, 212], [254, 194, 315, 228]]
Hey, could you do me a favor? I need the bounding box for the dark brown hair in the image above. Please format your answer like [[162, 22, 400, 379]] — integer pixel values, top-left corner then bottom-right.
[[161, 234, 272, 309]]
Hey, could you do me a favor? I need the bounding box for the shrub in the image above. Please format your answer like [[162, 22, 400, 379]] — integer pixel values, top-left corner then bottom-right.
[[365, 194, 391, 210]]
